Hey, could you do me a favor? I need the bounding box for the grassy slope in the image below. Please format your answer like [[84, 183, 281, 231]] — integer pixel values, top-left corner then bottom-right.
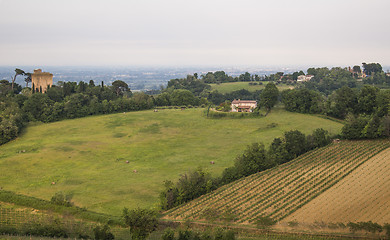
[[163, 140, 390, 225], [209, 82, 293, 94], [0, 108, 342, 216]]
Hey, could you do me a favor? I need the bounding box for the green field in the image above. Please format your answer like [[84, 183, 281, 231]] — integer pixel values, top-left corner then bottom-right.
[[209, 82, 293, 94], [0, 108, 342, 216]]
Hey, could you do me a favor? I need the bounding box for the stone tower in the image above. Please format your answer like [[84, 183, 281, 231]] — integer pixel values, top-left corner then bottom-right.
[[31, 69, 53, 93]]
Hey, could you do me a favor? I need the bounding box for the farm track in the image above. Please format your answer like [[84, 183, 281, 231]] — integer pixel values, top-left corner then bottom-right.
[[163, 140, 390, 225]]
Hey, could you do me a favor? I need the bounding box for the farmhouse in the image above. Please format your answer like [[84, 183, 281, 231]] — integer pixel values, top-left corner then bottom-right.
[[297, 75, 314, 82], [231, 99, 257, 112], [31, 69, 53, 93]]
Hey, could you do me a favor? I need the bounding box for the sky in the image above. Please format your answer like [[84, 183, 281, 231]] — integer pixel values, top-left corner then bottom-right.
[[0, 0, 389, 67]]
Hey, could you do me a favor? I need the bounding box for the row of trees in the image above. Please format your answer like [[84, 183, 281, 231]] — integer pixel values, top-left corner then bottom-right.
[[160, 128, 332, 210], [281, 85, 390, 139]]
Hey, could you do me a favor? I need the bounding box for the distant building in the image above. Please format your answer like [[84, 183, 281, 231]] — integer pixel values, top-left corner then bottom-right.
[[231, 99, 257, 112], [31, 69, 53, 93], [297, 75, 314, 82]]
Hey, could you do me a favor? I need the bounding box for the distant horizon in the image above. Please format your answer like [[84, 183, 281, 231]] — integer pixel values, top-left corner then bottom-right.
[[1, 0, 389, 67]]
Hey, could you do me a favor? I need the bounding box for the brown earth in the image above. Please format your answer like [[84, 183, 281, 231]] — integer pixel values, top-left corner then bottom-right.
[[283, 147, 390, 225]]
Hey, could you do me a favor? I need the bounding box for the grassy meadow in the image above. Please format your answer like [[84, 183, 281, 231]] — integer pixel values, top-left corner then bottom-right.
[[0, 107, 342, 216], [209, 82, 293, 94]]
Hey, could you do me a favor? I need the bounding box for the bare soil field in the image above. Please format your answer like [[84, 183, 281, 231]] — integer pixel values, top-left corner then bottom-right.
[[283, 147, 390, 225], [163, 140, 390, 226]]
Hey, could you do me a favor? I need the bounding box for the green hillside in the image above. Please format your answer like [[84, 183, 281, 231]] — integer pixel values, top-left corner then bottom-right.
[[209, 82, 293, 93], [163, 140, 390, 225], [0, 108, 342, 216]]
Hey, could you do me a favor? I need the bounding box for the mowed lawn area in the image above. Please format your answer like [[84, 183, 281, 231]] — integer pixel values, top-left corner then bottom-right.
[[209, 82, 293, 94], [0, 108, 342, 216]]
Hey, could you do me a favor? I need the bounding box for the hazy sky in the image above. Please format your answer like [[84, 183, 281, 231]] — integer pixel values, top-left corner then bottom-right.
[[0, 0, 389, 67]]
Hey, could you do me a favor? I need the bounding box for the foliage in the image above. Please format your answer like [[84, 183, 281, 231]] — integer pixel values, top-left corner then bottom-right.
[[347, 221, 383, 233], [304, 67, 356, 95], [111, 80, 130, 96], [167, 75, 211, 96], [326, 86, 358, 119], [259, 82, 279, 114], [206, 109, 261, 119], [0, 100, 25, 144], [255, 216, 277, 229], [234, 143, 275, 178], [94, 224, 115, 240], [158, 227, 235, 240], [284, 130, 307, 159], [362, 62, 383, 75], [0, 190, 121, 225], [340, 114, 390, 140], [162, 227, 175, 240], [50, 192, 73, 207], [358, 85, 379, 114], [215, 101, 231, 112], [160, 168, 217, 210], [281, 88, 323, 114], [122, 208, 158, 240], [0, 210, 94, 238], [207, 89, 262, 105]]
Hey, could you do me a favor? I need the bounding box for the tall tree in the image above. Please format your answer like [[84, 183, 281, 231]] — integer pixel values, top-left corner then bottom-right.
[[123, 208, 158, 240], [259, 82, 279, 115], [358, 85, 379, 114], [352, 65, 361, 73], [362, 63, 383, 75], [112, 80, 130, 96], [12, 68, 25, 91]]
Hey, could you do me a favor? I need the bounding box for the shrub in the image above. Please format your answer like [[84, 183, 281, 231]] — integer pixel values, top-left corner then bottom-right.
[[94, 224, 115, 240], [177, 229, 193, 240], [50, 192, 73, 207], [255, 216, 276, 229], [161, 227, 175, 240], [122, 207, 158, 240]]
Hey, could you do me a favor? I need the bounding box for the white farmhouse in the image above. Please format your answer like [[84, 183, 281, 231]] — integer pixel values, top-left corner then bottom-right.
[[297, 75, 314, 82], [231, 99, 257, 112]]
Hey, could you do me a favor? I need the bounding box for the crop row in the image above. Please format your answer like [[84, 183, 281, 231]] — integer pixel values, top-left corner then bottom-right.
[[163, 140, 390, 225]]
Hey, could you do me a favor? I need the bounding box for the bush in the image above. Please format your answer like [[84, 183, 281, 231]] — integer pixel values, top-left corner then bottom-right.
[[161, 227, 175, 240], [255, 216, 276, 229], [122, 207, 158, 240], [177, 229, 193, 240], [51, 192, 73, 207], [94, 224, 115, 240]]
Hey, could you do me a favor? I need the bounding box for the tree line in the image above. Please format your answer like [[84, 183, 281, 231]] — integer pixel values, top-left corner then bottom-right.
[[160, 128, 332, 210], [281, 85, 390, 139]]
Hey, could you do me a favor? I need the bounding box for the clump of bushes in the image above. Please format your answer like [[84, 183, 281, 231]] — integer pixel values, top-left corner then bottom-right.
[[51, 192, 73, 207], [0, 216, 94, 238], [161, 227, 236, 240], [94, 224, 115, 240], [255, 216, 277, 229], [347, 221, 383, 233]]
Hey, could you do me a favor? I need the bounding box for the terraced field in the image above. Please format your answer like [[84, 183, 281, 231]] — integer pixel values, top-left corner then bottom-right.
[[163, 140, 390, 225]]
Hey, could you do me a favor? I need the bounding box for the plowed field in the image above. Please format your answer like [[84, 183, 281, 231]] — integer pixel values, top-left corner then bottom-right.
[[163, 140, 390, 226], [283, 147, 390, 224]]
